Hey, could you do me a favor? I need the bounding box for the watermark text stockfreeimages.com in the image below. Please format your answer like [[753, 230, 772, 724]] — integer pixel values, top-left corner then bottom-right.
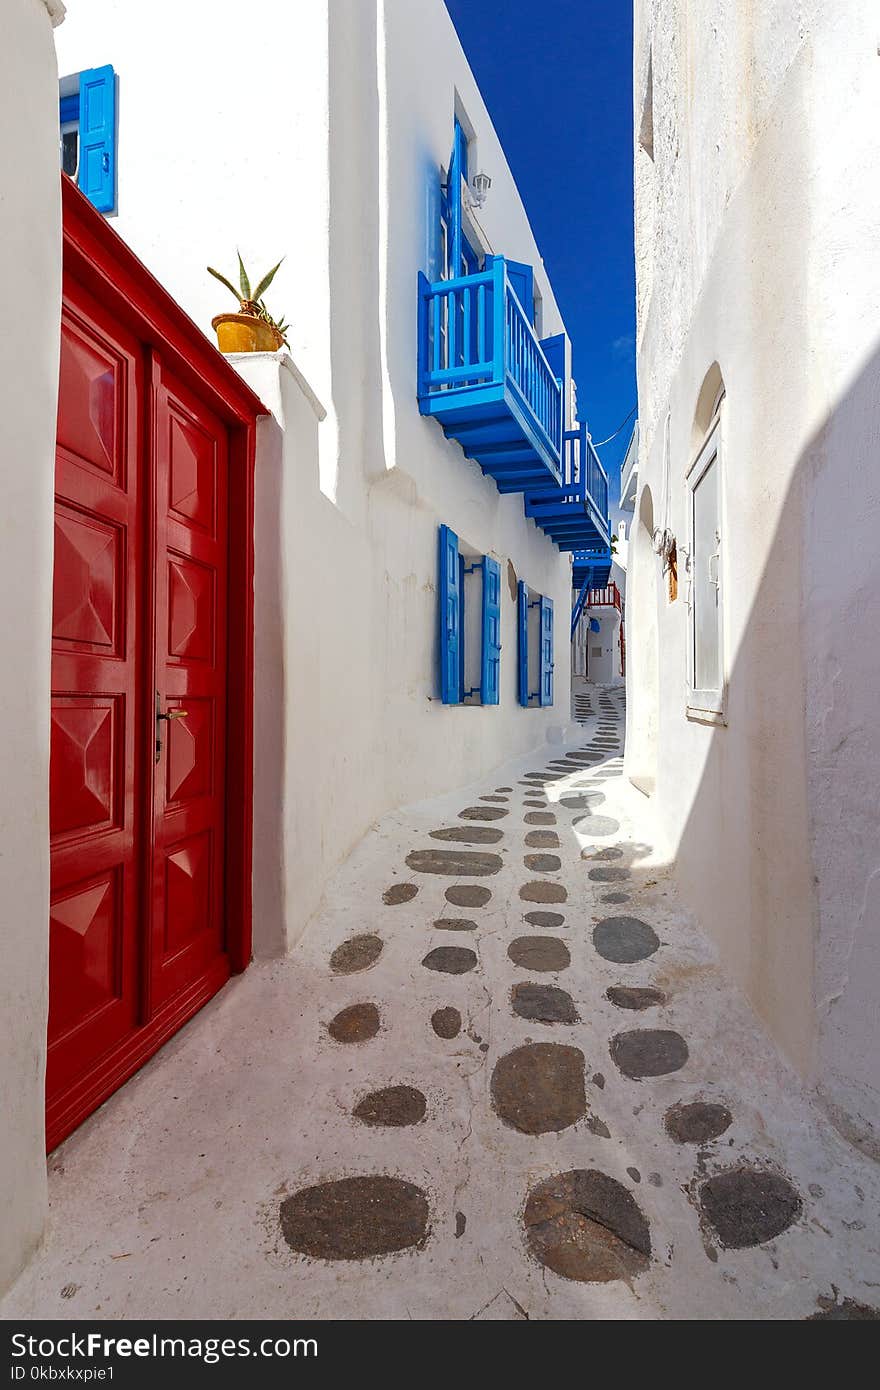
[[10, 1331, 317, 1371]]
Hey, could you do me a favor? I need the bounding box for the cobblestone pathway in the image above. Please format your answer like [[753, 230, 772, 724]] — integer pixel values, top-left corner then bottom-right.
[[4, 688, 879, 1319]]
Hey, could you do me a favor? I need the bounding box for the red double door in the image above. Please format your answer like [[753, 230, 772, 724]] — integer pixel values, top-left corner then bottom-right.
[[48, 272, 233, 1148]]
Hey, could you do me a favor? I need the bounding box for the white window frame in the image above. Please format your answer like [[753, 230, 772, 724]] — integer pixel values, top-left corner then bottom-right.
[[685, 413, 725, 721], [60, 118, 80, 180]]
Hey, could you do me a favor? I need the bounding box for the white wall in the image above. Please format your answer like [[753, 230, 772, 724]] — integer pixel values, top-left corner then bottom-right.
[[0, 0, 64, 1294], [240, 346, 571, 949], [54, 0, 574, 948], [55, 0, 333, 428], [583, 606, 622, 687], [630, 0, 880, 1149]]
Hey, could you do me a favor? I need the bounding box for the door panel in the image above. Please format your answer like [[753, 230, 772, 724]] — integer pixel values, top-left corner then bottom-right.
[[47, 282, 142, 1099], [48, 293, 234, 1147], [150, 363, 228, 1010]]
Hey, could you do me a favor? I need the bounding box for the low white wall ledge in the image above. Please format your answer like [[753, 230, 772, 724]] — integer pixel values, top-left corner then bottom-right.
[[225, 349, 327, 422]]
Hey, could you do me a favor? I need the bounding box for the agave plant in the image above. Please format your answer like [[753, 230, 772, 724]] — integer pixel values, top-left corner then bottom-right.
[[255, 299, 291, 348], [208, 253, 289, 344]]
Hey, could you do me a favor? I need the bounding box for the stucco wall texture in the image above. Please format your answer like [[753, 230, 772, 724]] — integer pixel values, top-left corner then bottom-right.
[[630, 1, 880, 1151], [0, 0, 64, 1294]]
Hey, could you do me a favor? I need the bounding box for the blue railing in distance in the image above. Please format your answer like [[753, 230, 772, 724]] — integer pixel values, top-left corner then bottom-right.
[[560, 425, 609, 521], [583, 434, 609, 519], [571, 574, 592, 639], [561, 427, 586, 499]]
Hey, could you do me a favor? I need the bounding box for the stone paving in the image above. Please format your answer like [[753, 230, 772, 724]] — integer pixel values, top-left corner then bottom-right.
[[4, 687, 880, 1319]]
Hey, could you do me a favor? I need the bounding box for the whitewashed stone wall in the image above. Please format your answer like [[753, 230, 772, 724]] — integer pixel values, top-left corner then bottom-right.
[[0, 0, 65, 1294], [630, 0, 880, 1151]]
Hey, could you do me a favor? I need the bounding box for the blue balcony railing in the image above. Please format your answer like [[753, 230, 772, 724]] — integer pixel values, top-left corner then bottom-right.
[[417, 256, 563, 490], [523, 422, 610, 550], [580, 431, 610, 522]]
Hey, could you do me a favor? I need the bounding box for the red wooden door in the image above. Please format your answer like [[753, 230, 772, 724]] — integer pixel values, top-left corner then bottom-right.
[[149, 361, 229, 1012], [47, 283, 232, 1149], [48, 278, 144, 1118]]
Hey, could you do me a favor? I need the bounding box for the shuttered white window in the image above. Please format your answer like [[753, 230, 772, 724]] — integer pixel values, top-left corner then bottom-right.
[[687, 419, 724, 718]]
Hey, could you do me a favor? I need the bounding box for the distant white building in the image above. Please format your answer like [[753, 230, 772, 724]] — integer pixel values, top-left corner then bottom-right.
[[629, 1, 880, 1153], [570, 421, 633, 688]]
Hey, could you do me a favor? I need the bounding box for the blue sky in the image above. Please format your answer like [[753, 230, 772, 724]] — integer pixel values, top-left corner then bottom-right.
[[444, 0, 635, 475]]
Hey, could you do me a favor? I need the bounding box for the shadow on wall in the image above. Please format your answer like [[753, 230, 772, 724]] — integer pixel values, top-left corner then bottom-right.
[[627, 483, 658, 794], [251, 358, 379, 959], [629, 341, 880, 1158]]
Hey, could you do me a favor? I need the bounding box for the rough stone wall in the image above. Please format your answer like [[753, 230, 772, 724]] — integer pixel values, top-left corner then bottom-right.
[[630, 0, 880, 1148]]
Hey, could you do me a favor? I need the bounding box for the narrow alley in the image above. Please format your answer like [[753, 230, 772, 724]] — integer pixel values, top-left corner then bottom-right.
[[3, 690, 877, 1322]]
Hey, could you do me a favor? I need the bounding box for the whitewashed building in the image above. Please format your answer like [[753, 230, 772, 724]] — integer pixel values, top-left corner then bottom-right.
[[629, 1, 880, 1153], [0, 0, 612, 1289], [52, 0, 609, 945]]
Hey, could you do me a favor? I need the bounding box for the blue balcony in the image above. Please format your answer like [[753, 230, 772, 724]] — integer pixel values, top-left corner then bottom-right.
[[417, 255, 563, 491], [523, 422, 610, 551], [572, 546, 612, 590]]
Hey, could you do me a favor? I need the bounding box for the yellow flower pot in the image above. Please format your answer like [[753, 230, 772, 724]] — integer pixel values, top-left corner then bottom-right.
[[211, 312, 283, 354]]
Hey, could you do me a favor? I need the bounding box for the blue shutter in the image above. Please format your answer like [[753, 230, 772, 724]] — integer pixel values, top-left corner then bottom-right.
[[590, 617, 601, 633], [481, 556, 501, 705], [517, 580, 529, 706], [506, 259, 535, 324], [59, 93, 79, 125], [448, 123, 463, 279], [78, 65, 116, 213], [540, 332, 566, 382], [439, 525, 461, 704], [457, 119, 469, 184], [539, 596, 554, 706]]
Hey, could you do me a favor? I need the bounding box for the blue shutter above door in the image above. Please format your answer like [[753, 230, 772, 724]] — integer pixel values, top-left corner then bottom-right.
[[481, 556, 501, 705], [78, 65, 116, 213], [439, 525, 461, 704], [506, 259, 535, 325], [539, 596, 554, 706], [517, 580, 529, 706]]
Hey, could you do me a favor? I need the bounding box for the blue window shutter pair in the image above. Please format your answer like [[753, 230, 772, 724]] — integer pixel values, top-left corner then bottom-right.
[[78, 65, 116, 213], [439, 530, 501, 706], [540, 597, 554, 706], [481, 556, 501, 705], [517, 581, 529, 706], [439, 525, 461, 704]]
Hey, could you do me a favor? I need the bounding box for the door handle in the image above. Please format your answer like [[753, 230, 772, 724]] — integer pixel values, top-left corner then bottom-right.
[[155, 693, 188, 763]]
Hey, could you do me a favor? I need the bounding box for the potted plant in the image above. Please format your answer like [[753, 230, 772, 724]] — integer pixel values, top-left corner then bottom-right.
[[208, 254, 291, 353]]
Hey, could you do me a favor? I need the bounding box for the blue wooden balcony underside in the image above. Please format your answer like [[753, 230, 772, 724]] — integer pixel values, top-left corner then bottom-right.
[[418, 256, 563, 492], [524, 424, 611, 550], [572, 546, 612, 590]]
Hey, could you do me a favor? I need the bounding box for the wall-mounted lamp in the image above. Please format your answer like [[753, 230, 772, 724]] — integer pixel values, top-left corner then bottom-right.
[[470, 171, 491, 208]]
